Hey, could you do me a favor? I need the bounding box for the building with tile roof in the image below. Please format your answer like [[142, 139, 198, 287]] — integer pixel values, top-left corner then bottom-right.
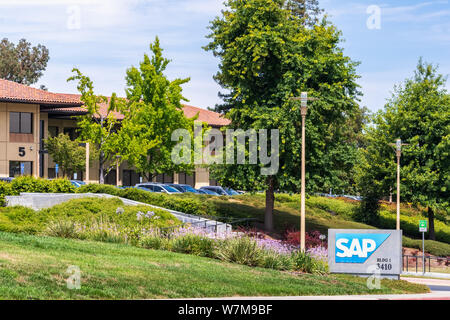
[[0, 79, 230, 187]]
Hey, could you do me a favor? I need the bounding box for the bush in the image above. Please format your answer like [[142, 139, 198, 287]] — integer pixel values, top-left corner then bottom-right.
[[171, 234, 215, 257], [0, 182, 13, 206], [260, 250, 293, 270], [45, 220, 79, 238], [291, 251, 328, 275], [215, 237, 263, 267], [139, 233, 170, 250], [285, 230, 327, 249], [0, 206, 46, 234]]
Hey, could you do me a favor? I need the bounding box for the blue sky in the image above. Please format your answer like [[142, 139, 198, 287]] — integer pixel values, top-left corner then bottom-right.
[[0, 0, 449, 112]]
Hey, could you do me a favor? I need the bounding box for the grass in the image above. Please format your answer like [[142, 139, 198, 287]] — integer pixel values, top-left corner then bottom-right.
[[0, 197, 179, 235], [0, 231, 429, 299]]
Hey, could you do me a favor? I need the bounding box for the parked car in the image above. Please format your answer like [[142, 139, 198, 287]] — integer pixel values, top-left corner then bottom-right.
[[70, 180, 86, 188], [0, 177, 14, 183], [166, 183, 199, 194], [223, 187, 240, 196], [135, 183, 182, 194], [196, 188, 219, 196], [199, 186, 229, 196]]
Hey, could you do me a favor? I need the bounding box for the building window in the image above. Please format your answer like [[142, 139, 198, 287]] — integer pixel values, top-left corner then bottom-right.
[[63, 127, 78, 140], [48, 126, 59, 137], [10, 112, 33, 134], [123, 170, 140, 186], [178, 172, 195, 187], [9, 161, 33, 177]]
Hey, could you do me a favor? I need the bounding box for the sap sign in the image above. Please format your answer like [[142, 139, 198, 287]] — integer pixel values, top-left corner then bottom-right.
[[335, 233, 390, 263], [328, 229, 402, 279]]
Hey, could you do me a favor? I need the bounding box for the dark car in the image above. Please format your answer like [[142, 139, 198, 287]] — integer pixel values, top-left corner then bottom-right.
[[196, 188, 219, 196], [223, 187, 240, 196], [0, 177, 14, 183], [199, 186, 229, 196], [166, 184, 199, 193]]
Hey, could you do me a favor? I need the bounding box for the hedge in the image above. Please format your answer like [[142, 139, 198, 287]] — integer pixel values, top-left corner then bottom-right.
[[0, 176, 75, 206]]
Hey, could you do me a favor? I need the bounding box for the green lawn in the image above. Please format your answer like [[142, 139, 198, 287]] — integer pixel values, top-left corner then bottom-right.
[[0, 232, 429, 299]]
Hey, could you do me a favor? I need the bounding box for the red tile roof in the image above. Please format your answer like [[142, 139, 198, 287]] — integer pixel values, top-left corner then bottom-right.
[[0, 79, 230, 127], [0, 79, 83, 106]]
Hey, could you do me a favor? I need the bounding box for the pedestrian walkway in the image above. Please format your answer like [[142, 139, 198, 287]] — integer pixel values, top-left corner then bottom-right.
[[402, 271, 450, 279]]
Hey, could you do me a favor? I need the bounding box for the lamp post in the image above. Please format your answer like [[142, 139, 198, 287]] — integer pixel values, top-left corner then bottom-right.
[[389, 139, 409, 230], [290, 92, 318, 252]]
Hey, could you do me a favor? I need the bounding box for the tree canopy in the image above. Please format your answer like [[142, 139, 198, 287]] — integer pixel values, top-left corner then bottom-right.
[[356, 59, 450, 239], [0, 38, 49, 85], [68, 69, 126, 184], [204, 0, 362, 230], [118, 37, 196, 181]]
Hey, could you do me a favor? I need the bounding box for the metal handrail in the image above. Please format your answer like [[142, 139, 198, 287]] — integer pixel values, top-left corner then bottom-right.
[[402, 254, 450, 273], [158, 217, 259, 235]]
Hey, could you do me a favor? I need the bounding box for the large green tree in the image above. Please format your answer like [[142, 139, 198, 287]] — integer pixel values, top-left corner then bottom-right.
[[0, 38, 49, 85], [118, 38, 196, 181], [356, 59, 450, 239], [204, 0, 361, 230], [68, 70, 126, 184]]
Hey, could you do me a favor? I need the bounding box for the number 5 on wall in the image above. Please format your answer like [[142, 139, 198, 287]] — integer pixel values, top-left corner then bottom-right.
[[19, 147, 26, 157]]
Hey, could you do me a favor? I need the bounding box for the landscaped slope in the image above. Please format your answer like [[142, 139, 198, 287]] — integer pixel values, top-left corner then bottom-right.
[[0, 232, 428, 299]]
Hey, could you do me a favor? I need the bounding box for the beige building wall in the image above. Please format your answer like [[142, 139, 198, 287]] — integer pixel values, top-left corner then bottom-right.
[[0, 102, 40, 178], [1, 106, 213, 186]]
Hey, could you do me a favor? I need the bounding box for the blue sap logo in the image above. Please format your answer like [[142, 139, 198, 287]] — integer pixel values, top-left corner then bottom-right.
[[335, 233, 390, 263]]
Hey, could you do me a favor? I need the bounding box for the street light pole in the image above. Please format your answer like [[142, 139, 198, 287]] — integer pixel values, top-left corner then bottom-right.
[[396, 140, 401, 230], [290, 92, 317, 252], [389, 138, 408, 231]]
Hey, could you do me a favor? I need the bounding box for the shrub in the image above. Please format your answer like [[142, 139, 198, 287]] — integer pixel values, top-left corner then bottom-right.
[[0, 182, 14, 206], [7, 176, 76, 195], [139, 233, 170, 250], [0, 206, 45, 234], [260, 250, 293, 270], [171, 234, 215, 257], [291, 251, 328, 275], [285, 230, 327, 249], [44, 220, 79, 238], [77, 218, 128, 244], [49, 179, 76, 193], [215, 237, 263, 267]]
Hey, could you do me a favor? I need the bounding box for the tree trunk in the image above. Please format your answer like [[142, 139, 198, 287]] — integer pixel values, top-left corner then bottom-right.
[[265, 176, 275, 232], [99, 151, 105, 184], [428, 207, 435, 241]]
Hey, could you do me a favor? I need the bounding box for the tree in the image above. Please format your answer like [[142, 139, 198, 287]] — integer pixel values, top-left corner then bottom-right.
[[356, 59, 450, 239], [285, 0, 323, 25], [45, 133, 87, 178], [118, 37, 196, 181], [0, 38, 49, 85], [204, 0, 361, 230], [67, 69, 126, 184]]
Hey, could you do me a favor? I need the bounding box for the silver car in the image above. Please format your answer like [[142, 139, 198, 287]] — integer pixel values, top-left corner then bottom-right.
[[135, 183, 182, 194]]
